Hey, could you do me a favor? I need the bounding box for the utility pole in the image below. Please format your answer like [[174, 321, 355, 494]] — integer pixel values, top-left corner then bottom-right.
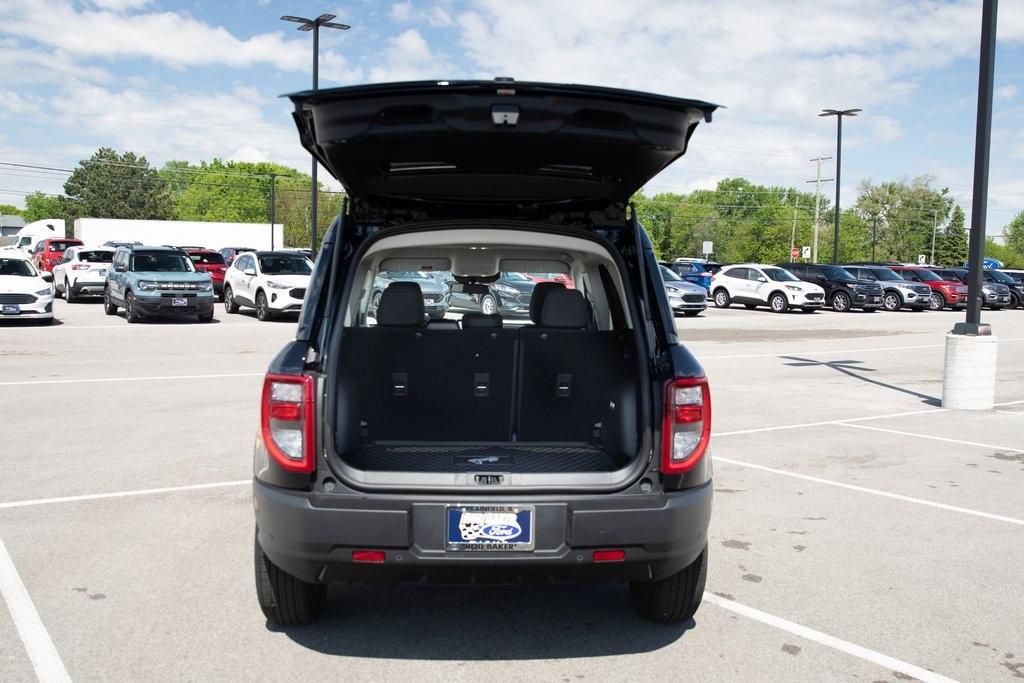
[[929, 208, 939, 265], [806, 156, 833, 263], [789, 193, 800, 261], [269, 173, 277, 250], [871, 216, 878, 261]]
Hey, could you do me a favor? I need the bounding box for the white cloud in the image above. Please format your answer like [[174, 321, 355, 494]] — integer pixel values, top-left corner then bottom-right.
[[390, 2, 414, 22], [87, 0, 150, 10], [0, 0, 351, 73], [368, 29, 452, 82], [996, 85, 1018, 101], [870, 116, 904, 143], [427, 6, 454, 27]]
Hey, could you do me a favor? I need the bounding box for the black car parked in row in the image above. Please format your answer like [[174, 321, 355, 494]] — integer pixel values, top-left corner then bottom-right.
[[253, 79, 716, 627], [780, 263, 883, 312], [931, 268, 1013, 310]]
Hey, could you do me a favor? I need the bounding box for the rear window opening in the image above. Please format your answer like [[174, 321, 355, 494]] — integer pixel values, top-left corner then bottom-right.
[[325, 227, 649, 492]]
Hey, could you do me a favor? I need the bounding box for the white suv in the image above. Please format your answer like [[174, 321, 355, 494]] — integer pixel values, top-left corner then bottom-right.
[[52, 246, 114, 302], [223, 250, 312, 321], [711, 263, 825, 313]]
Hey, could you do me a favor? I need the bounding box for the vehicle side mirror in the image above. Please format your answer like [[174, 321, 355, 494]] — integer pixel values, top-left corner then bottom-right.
[[244, 268, 257, 276], [115, 264, 125, 272], [757, 276, 768, 283], [42, 272, 53, 283]]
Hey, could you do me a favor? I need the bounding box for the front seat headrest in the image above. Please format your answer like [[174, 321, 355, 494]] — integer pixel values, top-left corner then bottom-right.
[[539, 289, 590, 329], [461, 313, 503, 329], [376, 282, 424, 326], [528, 282, 566, 324]]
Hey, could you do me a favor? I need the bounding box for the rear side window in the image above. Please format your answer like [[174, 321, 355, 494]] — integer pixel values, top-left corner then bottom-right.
[[48, 241, 77, 252], [189, 252, 226, 265], [723, 267, 746, 280], [79, 250, 113, 263]]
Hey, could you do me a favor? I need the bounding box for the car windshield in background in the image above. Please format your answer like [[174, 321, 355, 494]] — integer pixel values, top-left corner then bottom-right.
[[0, 258, 36, 276], [501, 272, 531, 282], [987, 269, 1015, 284], [870, 268, 902, 281], [190, 252, 226, 265], [132, 252, 193, 272], [820, 265, 855, 279], [80, 250, 113, 263], [763, 267, 798, 282], [49, 241, 77, 252], [259, 255, 312, 275], [911, 269, 941, 282], [660, 266, 684, 282]]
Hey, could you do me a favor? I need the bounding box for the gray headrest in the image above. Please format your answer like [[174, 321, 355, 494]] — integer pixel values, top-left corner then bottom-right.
[[528, 282, 565, 324], [377, 282, 424, 326], [461, 313, 503, 329], [539, 289, 589, 329]]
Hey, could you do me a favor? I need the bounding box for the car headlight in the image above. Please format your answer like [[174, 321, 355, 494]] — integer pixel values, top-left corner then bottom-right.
[[956, 286, 968, 294], [138, 280, 159, 291], [784, 285, 801, 291], [35, 287, 52, 296], [491, 283, 517, 296], [196, 280, 213, 292], [266, 280, 290, 290]]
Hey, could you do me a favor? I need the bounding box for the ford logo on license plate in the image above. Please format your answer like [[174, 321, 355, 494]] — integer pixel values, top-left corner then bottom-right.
[[446, 505, 534, 551]]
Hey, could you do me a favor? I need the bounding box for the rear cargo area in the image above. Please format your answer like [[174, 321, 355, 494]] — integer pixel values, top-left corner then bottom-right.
[[331, 287, 640, 477]]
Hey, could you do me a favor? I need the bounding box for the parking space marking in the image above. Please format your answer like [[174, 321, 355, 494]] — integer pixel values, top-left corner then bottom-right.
[[0, 373, 264, 387], [838, 423, 1024, 454], [713, 407, 944, 437], [0, 537, 71, 683], [703, 593, 956, 683], [698, 336, 1024, 360], [0, 480, 249, 510], [12, 322, 273, 330], [712, 456, 1024, 526]]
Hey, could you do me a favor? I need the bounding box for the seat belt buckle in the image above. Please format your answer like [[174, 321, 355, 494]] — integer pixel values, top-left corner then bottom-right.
[[556, 373, 572, 398], [392, 372, 408, 396], [474, 373, 490, 398]]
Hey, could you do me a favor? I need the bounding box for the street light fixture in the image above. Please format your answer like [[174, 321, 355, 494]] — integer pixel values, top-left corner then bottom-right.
[[281, 13, 350, 256], [818, 108, 861, 263]]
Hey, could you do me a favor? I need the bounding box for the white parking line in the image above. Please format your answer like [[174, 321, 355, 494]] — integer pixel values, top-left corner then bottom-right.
[[0, 480, 250, 510], [0, 373, 264, 387], [16, 322, 274, 330], [697, 336, 1024, 360], [704, 593, 956, 683], [838, 423, 1024, 454], [713, 407, 944, 437], [712, 456, 1024, 526], [0, 537, 71, 682]]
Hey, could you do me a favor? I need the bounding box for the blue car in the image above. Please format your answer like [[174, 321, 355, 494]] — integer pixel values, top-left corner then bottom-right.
[[104, 245, 215, 323], [660, 260, 714, 293]]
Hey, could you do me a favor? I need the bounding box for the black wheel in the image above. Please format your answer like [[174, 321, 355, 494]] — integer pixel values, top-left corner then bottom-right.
[[256, 290, 273, 321], [769, 292, 788, 313], [883, 291, 902, 311], [743, 303, 757, 310], [125, 291, 143, 323], [929, 292, 945, 311], [683, 310, 701, 317], [480, 294, 497, 316], [223, 285, 240, 314], [831, 291, 852, 312], [254, 534, 324, 625], [103, 289, 118, 315], [713, 288, 731, 308], [370, 290, 382, 315], [65, 279, 78, 303], [198, 311, 214, 323], [631, 546, 707, 623]]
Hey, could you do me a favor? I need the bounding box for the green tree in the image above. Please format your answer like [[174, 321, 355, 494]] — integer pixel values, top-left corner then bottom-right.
[[0, 203, 20, 216], [22, 192, 66, 224], [934, 205, 968, 266], [984, 237, 1024, 269], [63, 148, 171, 224], [854, 176, 953, 262], [1004, 210, 1024, 257]]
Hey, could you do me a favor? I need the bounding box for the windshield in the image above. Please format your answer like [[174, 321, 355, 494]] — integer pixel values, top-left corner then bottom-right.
[[189, 252, 226, 265], [870, 268, 901, 281], [0, 259, 36, 276], [500, 272, 532, 282], [660, 266, 683, 282], [131, 252, 194, 272], [259, 255, 312, 275], [910, 269, 941, 282], [763, 267, 799, 282], [79, 250, 113, 263], [48, 241, 78, 252], [987, 269, 1015, 284], [820, 265, 855, 280], [384, 271, 430, 280]]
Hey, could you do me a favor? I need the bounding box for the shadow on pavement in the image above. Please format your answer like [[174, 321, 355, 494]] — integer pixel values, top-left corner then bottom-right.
[[781, 356, 941, 406], [274, 583, 695, 659]]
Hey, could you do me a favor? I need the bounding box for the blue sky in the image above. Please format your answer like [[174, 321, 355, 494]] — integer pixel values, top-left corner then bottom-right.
[[0, 0, 1022, 234]]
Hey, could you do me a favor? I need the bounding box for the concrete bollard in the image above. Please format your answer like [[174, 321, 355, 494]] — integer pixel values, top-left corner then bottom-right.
[[941, 332, 998, 410]]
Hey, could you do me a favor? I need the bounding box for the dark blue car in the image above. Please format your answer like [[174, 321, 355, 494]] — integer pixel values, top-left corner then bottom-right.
[[660, 260, 715, 293]]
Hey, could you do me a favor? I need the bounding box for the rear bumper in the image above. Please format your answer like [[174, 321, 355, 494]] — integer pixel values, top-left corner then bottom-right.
[[69, 281, 106, 297], [254, 478, 712, 585]]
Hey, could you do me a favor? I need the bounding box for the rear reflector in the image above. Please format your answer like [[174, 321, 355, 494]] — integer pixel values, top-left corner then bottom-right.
[[352, 550, 385, 563], [661, 377, 711, 475], [593, 549, 625, 563], [261, 373, 315, 473]]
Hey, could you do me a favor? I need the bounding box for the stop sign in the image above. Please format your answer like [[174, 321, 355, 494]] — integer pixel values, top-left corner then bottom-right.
[[790, 247, 800, 259]]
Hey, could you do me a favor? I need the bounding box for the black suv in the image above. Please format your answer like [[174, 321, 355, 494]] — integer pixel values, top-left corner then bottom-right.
[[781, 262, 884, 312], [253, 80, 715, 626]]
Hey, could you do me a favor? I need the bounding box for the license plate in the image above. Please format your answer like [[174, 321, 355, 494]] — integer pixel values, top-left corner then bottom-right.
[[871, 296, 881, 302], [1, 304, 19, 315], [96, 269, 106, 276], [171, 298, 187, 307], [446, 505, 534, 551]]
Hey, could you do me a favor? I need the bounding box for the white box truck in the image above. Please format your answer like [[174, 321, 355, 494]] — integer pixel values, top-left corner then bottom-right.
[[73, 218, 284, 250], [0, 219, 66, 251]]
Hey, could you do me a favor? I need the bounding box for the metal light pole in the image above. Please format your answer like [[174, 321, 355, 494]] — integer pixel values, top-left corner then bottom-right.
[[819, 109, 861, 263], [281, 13, 350, 257]]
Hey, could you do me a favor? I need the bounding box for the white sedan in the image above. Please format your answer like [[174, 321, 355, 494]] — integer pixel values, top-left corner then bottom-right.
[[0, 253, 55, 324], [52, 246, 114, 302], [222, 250, 312, 321]]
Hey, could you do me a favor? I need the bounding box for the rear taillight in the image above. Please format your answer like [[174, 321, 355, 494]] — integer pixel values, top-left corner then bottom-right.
[[661, 377, 711, 474], [261, 373, 315, 473], [700, 272, 712, 278]]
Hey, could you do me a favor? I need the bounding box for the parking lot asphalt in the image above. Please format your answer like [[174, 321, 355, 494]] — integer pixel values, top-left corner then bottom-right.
[[2, 301, 1022, 681]]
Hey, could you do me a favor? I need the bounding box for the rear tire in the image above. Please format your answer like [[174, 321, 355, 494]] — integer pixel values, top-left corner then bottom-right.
[[769, 292, 788, 313], [103, 289, 118, 315], [65, 279, 77, 303], [630, 546, 707, 623], [713, 288, 731, 308], [254, 535, 324, 625], [223, 285, 240, 314]]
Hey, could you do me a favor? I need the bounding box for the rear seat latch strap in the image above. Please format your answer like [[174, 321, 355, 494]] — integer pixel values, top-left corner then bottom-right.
[[556, 373, 572, 398], [392, 372, 408, 397], [474, 373, 490, 398]]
